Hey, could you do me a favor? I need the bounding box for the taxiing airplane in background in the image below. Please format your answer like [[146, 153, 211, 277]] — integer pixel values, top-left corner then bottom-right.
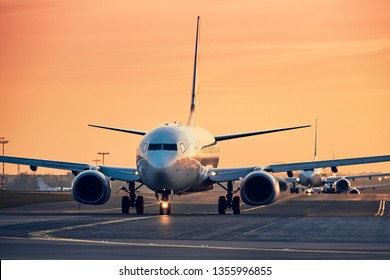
[[37, 178, 71, 192], [287, 120, 390, 194], [2, 17, 390, 215]]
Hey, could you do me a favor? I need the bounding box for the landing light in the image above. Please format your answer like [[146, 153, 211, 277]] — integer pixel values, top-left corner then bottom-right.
[[210, 171, 217, 176], [161, 202, 169, 209]]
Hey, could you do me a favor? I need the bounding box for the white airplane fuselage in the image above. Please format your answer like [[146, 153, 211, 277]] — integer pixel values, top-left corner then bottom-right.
[[297, 169, 323, 187], [136, 123, 219, 195]]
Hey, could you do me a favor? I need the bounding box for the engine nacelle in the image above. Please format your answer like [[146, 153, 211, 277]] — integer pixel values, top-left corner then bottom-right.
[[335, 178, 350, 193], [71, 170, 111, 205], [240, 171, 280, 206], [349, 188, 360, 194]]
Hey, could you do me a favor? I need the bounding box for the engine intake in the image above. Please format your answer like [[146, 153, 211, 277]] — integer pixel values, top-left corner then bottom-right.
[[72, 170, 111, 205], [240, 171, 280, 206], [335, 178, 350, 193], [349, 188, 360, 194]]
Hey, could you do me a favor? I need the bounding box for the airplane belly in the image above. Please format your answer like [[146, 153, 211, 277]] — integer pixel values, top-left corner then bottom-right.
[[299, 172, 323, 187], [137, 157, 200, 194], [310, 174, 323, 187]]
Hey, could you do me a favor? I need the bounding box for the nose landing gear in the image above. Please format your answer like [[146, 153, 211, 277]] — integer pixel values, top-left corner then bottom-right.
[[217, 181, 241, 215], [117, 181, 144, 215], [159, 201, 171, 215], [156, 189, 172, 215]]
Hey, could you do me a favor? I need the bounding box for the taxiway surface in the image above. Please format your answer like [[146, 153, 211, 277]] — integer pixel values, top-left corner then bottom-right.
[[0, 192, 389, 259]]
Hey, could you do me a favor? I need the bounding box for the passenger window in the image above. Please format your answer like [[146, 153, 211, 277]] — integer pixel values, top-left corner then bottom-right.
[[180, 143, 186, 153]]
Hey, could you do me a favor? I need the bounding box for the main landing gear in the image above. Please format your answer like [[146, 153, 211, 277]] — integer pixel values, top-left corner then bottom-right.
[[117, 181, 144, 215], [290, 185, 299, 194], [217, 181, 241, 215]]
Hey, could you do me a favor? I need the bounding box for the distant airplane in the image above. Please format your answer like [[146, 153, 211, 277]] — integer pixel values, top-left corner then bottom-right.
[[1, 17, 390, 215], [287, 120, 390, 194], [37, 178, 71, 192], [306, 183, 390, 195]]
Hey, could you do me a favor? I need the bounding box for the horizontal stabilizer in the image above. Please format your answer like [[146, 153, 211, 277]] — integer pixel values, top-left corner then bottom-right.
[[89, 124, 146, 136], [214, 125, 310, 142]]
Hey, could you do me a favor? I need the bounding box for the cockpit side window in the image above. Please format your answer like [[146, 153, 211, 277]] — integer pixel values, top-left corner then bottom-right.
[[142, 143, 148, 153]]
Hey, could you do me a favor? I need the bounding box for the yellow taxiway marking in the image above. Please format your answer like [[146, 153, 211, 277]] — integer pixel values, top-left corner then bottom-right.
[[375, 200, 386, 216]]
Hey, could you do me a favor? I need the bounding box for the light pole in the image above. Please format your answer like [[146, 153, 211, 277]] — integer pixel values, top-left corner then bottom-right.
[[92, 159, 101, 165], [0, 137, 9, 190], [97, 152, 110, 165]]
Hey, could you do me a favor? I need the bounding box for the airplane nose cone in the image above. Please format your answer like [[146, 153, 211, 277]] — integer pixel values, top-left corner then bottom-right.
[[148, 153, 176, 169], [146, 152, 177, 188]]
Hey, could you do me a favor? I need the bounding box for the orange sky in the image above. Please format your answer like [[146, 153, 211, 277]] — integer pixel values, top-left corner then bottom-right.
[[1, 0, 390, 175]]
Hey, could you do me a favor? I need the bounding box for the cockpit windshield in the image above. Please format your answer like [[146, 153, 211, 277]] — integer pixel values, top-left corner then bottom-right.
[[148, 143, 178, 151]]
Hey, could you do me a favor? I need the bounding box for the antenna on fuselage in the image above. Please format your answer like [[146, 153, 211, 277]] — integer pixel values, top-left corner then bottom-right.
[[187, 16, 200, 127]]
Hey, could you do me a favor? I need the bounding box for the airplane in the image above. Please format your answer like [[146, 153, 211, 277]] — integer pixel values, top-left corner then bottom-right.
[[1, 16, 390, 215], [37, 178, 71, 192], [287, 120, 390, 194], [306, 183, 390, 195]]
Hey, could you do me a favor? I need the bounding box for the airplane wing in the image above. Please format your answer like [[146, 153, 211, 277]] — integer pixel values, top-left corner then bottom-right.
[[0, 156, 140, 182], [207, 167, 257, 182], [323, 172, 390, 184], [208, 155, 390, 183], [356, 184, 390, 191], [263, 155, 390, 173]]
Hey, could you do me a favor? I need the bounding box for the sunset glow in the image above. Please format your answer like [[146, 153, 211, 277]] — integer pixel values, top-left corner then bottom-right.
[[1, 0, 389, 174]]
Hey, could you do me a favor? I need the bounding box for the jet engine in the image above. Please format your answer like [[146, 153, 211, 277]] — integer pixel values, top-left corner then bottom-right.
[[240, 171, 280, 206], [72, 170, 111, 205], [349, 188, 360, 194], [335, 178, 350, 193]]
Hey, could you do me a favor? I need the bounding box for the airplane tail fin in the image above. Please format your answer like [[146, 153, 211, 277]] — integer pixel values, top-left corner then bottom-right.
[[188, 16, 200, 126], [37, 178, 51, 191], [314, 119, 318, 161]]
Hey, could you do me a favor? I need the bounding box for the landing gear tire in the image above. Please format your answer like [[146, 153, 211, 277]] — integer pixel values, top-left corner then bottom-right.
[[167, 203, 171, 215], [232, 196, 241, 215], [136, 196, 144, 214], [121, 196, 130, 214], [218, 196, 227, 215]]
